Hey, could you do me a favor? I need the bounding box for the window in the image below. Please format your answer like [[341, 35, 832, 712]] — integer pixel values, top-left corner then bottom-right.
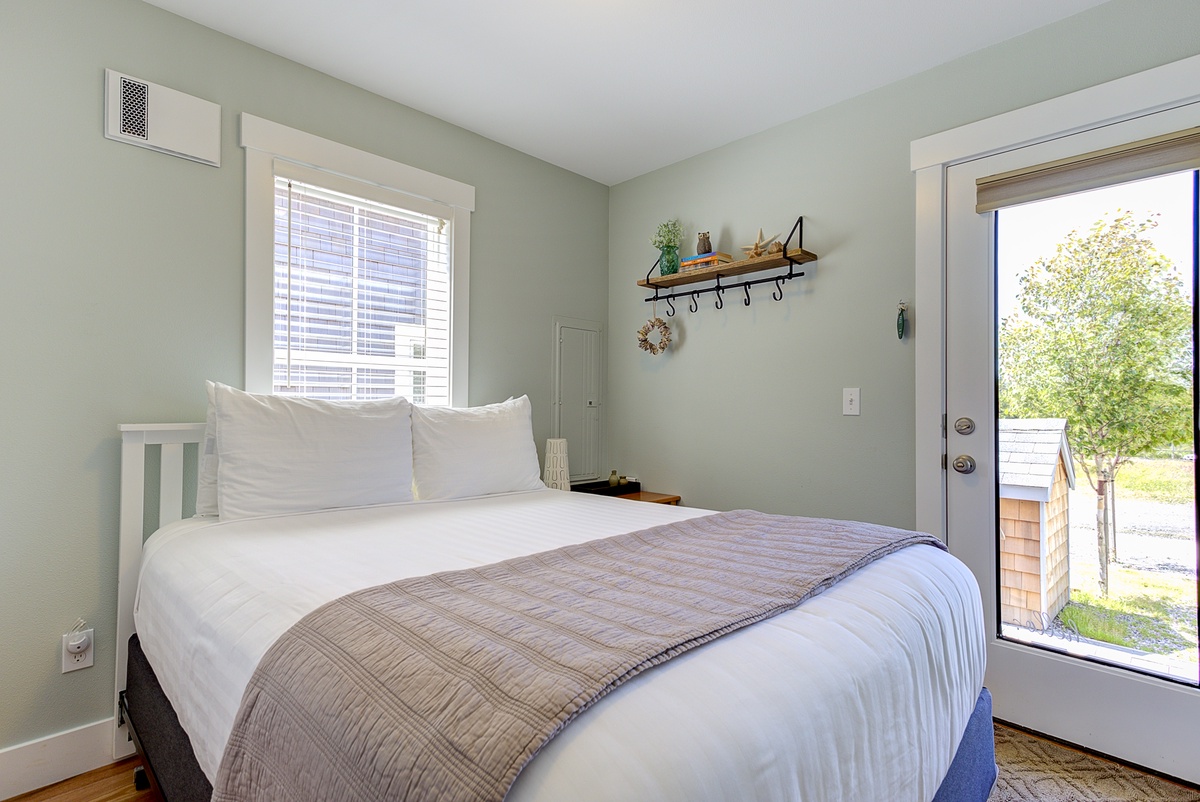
[[994, 172, 1198, 680], [274, 176, 449, 402], [241, 114, 474, 404]]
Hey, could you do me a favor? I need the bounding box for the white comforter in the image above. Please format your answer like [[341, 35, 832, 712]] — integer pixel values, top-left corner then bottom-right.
[[134, 489, 985, 801]]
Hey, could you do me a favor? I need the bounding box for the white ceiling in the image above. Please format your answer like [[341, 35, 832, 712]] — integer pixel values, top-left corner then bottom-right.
[[142, 0, 1111, 185]]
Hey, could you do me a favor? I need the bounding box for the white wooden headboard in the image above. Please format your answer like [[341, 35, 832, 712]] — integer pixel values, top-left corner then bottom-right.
[[113, 422, 205, 759]]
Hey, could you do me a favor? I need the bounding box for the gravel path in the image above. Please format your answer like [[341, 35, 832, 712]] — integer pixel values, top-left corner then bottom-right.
[[1068, 487, 1197, 577], [1064, 487, 1197, 660]]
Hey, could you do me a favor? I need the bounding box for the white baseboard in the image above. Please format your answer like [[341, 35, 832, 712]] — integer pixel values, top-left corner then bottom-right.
[[0, 718, 115, 801]]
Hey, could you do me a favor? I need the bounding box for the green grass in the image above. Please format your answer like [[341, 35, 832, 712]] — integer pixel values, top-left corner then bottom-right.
[[1058, 597, 1135, 647], [1103, 458, 1194, 504], [1058, 569, 1198, 660], [1060, 457, 1196, 659]]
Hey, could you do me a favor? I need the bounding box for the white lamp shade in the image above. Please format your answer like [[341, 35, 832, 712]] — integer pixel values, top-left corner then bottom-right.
[[543, 438, 570, 490]]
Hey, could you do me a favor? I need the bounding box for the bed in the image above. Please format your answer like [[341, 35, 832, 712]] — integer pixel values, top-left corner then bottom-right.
[[113, 386, 995, 801]]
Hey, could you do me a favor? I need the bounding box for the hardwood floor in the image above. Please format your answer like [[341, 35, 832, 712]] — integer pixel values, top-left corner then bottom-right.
[[13, 731, 1200, 802], [7, 758, 158, 802]]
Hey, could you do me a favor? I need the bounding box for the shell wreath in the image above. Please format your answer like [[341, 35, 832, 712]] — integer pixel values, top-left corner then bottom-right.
[[636, 317, 671, 355]]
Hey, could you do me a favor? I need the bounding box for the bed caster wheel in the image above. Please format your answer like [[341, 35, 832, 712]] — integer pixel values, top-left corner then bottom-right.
[[134, 766, 150, 791]]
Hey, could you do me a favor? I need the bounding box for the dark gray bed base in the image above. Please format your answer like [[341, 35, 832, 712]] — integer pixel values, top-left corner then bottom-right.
[[123, 635, 996, 802], [123, 635, 213, 802]]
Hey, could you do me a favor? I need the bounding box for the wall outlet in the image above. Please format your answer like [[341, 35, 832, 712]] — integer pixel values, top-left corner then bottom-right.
[[61, 628, 94, 673]]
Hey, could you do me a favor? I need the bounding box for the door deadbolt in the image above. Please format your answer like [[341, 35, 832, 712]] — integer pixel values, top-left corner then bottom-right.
[[951, 455, 976, 474], [953, 417, 976, 435]]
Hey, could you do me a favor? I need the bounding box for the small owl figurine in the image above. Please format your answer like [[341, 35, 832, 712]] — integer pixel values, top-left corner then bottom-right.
[[696, 231, 712, 255]]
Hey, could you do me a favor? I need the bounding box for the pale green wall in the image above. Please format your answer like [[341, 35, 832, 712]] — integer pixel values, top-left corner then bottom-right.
[[6, 0, 1200, 761], [0, 0, 607, 749], [607, 0, 1200, 524]]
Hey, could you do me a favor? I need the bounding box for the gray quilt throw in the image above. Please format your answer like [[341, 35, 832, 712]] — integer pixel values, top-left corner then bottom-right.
[[212, 510, 945, 802]]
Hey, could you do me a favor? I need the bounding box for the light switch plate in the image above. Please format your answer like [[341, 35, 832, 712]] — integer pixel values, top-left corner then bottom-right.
[[843, 388, 860, 416]]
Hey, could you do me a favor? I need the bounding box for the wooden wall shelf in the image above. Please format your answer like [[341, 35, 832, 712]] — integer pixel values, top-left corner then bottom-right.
[[638, 248, 817, 289], [636, 216, 816, 312]]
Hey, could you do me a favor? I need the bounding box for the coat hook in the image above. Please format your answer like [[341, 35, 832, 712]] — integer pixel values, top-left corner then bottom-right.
[[773, 277, 785, 301], [743, 283, 752, 306], [689, 291, 699, 313], [666, 296, 676, 317]]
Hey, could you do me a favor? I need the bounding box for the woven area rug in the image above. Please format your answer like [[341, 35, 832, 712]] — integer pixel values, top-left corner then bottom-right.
[[993, 724, 1200, 801]]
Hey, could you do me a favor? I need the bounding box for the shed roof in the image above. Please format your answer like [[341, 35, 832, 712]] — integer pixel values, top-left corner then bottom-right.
[[998, 418, 1076, 502]]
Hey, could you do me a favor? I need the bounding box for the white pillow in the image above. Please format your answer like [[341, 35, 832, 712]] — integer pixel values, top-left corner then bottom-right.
[[411, 395, 544, 500], [213, 383, 414, 520], [195, 380, 219, 517]]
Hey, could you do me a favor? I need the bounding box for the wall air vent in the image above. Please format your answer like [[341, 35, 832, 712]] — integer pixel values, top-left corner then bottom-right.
[[119, 77, 149, 139], [104, 69, 221, 167]]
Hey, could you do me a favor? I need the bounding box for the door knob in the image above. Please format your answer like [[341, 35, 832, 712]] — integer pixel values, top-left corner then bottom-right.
[[951, 455, 976, 474]]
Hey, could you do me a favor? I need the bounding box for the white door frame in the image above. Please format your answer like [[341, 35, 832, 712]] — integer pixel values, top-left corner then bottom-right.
[[913, 53, 1200, 540], [912, 55, 1200, 782]]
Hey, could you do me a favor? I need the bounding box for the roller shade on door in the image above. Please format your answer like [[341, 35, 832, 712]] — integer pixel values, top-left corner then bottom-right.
[[976, 127, 1200, 213]]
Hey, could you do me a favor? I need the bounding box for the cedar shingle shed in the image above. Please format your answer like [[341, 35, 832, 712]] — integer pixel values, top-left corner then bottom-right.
[[998, 419, 1075, 628]]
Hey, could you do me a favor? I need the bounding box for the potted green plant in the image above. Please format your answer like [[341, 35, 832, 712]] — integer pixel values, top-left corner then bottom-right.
[[651, 219, 683, 275]]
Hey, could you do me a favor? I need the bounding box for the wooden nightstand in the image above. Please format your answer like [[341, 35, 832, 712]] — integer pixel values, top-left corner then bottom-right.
[[618, 491, 681, 506]]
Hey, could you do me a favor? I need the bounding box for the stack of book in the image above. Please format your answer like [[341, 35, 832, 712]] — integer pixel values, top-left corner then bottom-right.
[[680, 251, 733, 271]]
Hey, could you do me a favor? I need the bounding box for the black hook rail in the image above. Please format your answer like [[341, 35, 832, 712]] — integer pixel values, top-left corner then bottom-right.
[[643, 216, 809, 315]]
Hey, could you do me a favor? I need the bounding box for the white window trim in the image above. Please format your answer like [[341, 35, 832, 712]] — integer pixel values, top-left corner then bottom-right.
[[910, 54, 1200, 538], [239, 113, 475, 404]]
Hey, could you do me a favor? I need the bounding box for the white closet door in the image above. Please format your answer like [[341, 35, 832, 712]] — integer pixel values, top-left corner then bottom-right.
[[553, 317, 603, 482]]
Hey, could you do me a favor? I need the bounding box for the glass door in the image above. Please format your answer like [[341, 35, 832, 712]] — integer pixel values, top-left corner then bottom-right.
[[943, 107, 1200, 780], [995, 174, 1197, 682]]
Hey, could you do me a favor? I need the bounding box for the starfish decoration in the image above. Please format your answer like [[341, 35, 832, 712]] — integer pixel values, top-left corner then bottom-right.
[[741, 228, 780, 259]]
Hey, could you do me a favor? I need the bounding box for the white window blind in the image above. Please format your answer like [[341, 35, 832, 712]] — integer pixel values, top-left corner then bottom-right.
[[273, 175, 451, 404]]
